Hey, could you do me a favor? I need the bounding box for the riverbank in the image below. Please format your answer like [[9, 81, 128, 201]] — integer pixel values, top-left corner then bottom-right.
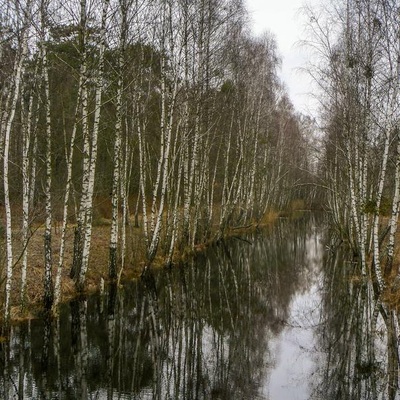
[[5, 208, 400, 325], [2, 210, 281, 323]]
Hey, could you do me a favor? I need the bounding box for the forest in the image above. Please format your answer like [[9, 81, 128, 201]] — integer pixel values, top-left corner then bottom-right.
[[0, 0, 399, 327]]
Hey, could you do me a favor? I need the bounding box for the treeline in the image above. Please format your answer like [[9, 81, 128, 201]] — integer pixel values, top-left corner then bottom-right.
[[307, 0, 400, 291], [0, 0, 313, 321]]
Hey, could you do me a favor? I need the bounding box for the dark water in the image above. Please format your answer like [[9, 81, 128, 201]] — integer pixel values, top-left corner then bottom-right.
[[1, 215, 399, 399]]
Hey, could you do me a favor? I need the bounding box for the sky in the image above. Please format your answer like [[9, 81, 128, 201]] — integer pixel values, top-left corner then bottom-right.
[[245, 0, 317, 115]]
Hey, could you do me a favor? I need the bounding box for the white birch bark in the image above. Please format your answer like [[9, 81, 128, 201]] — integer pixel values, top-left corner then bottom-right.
[[147, 68, 179, 261], [77, 0, 109, 290], [71, 0, 89, 283], [21, 101, 30, 306], [118, 115, 132, 283], [247, 93, 262, 222], [142, 1, 182, 263], [149, 49, 167, 240], [371, 125, 390, 290], [166, 134, 183, 266], [346, 125, 366, 276], [186, 108, 200, 245], [208, 137, 222, 230], [219, 114, 234, 235], [109, 42, 124, 280], [149, 11, 169, 239], [20, 75, 39, 308], [222, 118, 244, 229], [3, 23, 29, 321], [182, 14, 191, 244], [41, 13, 54, 309], [361, 18, 382, 289], [137, 101, 149, 244], [383, 10, 400, 278]]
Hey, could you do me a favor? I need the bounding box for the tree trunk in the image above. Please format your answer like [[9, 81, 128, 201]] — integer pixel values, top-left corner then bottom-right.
[[3, 24, 28, 322], [41, 15, 54, 309]]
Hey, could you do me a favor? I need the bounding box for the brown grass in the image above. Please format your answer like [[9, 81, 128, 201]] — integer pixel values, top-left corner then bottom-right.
[[290, 199, 306, 211], [260, 210, 280, 225], [0, 205, 282, 323], [0, 222, 119, 321]]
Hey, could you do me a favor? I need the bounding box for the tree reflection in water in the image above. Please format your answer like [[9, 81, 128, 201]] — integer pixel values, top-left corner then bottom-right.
[[312, 243, 400, 400], [1, 215, 398, 399]]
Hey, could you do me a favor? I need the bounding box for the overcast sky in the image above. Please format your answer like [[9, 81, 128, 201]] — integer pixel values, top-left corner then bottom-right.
[[245, 0, 317, 115]]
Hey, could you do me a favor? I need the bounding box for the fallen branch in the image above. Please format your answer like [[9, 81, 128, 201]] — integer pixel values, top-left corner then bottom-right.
[[231, 223, 253, 231]]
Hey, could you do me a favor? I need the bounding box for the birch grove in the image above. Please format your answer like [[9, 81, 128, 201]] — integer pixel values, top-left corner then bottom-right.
[[0, 0, 313, 318], [307, 0, 400, 294]]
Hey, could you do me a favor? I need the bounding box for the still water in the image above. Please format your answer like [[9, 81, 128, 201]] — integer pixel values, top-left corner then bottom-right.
[[1, 215, 399, 399]]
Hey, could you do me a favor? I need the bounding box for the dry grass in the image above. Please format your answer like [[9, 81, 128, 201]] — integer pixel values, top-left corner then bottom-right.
[[382, 289, 400, 311], [0, 204, 282, 323], [260, 210, 280, 225], [383, 228, 400, 310], [290, 199, 306, 211], [0, 221, 144, 321]]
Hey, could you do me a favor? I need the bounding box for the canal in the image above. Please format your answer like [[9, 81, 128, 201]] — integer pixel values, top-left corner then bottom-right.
[[1, 214, 398, 399]]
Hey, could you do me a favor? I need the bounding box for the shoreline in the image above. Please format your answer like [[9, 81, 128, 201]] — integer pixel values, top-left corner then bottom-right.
[[2, 213, 282, 327]]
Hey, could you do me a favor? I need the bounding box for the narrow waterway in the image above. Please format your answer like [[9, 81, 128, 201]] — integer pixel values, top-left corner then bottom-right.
[[1, 215, 399, 399]]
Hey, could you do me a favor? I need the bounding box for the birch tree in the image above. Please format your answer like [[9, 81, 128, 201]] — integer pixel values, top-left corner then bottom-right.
[[382, 1, 400, 279], [306, 0, 400, 292], [138, 0, 181, 264], [53, 79, 82, 309], [0, 0, 311, 311], [71, 0, 109, 291], [1, 0, 31, 322], [20, 64, 39, 309], [41, 0, 54, 309], [108, 2, 125, 280]]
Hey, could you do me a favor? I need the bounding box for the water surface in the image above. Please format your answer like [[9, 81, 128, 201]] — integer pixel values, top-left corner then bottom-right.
[[1, 215, 399, 399]]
